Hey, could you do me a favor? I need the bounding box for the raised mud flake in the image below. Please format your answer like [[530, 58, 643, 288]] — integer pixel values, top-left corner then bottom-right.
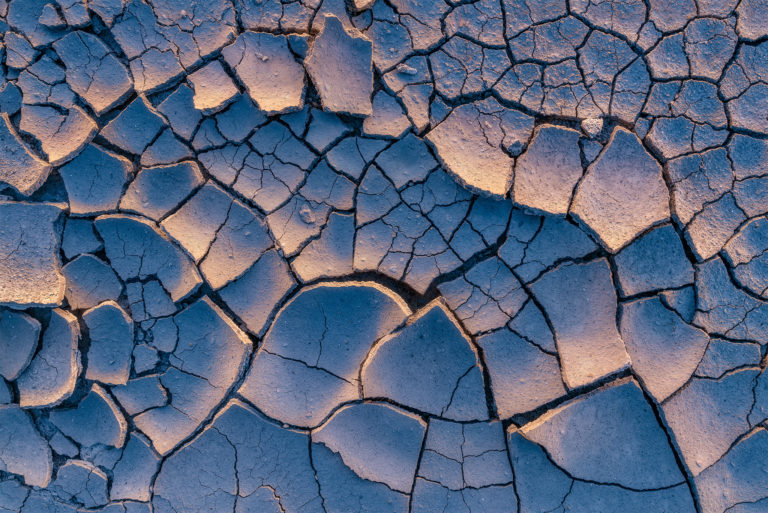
[[696, 428, 768, 513], [59, 144, 132, 216], [662, 367, 765, 477], [134, 297, 251, 455], [362, 301, 489, 421], [188, 60, 239, 115], [305, 15, 373, 116], [620, 296, 708, 402], [571, 127, 670, 253], [99, 96, 167, 155], [478, 326, 566, 418], [239, 282, 410, 428], [95, 214, 202, 302], [218, 249, 296, 337], [18, 105, 96, 166], [119, 161, 204, 221], [312, 402, 426, 494], [110, 433, 160, 503], [512, 124, 582, 215], [160, 182, 273, 290], [50, 460, 109, 509], [112, 376, 168, 417], [518, 378, 687, 490], [153, 399, 323, 513], [53, 31, 133, 115], [0, 405, 52, 488], [508, 428, 696, 513], [83, 301, 134, 386], [291, 211, 355, 283], [222, 31, 305, 115], [62, 254, 122, 311], [50, 384, 127, 449], [0, 310, 40, 382], [736, 0, 768, 40], [613, 223, 694, 296], [312, 441, 409, 513], [696, 338, 762, 379], [16, 309, 80, 409], [426, 98, 533, 197], [0, 113, 51, 196], [530, 258, 629, 389]]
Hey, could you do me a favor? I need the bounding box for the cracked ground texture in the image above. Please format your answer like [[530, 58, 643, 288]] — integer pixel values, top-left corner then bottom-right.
[[1, 0, 768, 512]]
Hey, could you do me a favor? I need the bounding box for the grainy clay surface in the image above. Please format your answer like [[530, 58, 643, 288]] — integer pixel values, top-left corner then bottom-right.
[[0, 0, 768, 511]]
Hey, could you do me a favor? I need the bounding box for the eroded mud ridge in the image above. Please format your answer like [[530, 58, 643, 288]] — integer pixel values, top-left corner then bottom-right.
[[0, 0, 767, 511]]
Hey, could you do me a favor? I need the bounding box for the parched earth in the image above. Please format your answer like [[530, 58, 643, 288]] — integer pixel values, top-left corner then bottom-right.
[[1, 0, 768, 512]]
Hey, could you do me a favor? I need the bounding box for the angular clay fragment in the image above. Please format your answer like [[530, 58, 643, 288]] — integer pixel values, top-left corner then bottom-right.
[[134, 297, 251, 455], [222, 31, 305, 114], [520, 378, 686, 490], [17, 309, 80, 409], [292, 212, 354, 282], [571, 127, 670, 252], [153, 399, 323, 513], [663, 369, 762, 476], [19, 105, 97, 166], [62, 254, 122, 310], [696, 428, 768, 513], [613, 224, 694, 296], [530, 259, 629, 389], [427, 98, 533, 197], [188, 61, 239, 114], [100, 96, 167, 155], [0, 310, 40, 381], [620, 297, 708, 402], [16, 309, 81, 408], [0, 113, 51, 196], [478, 327, 566, 417], [0, 405, 52, 487], [157, 84, 201, 141], [112, 375, 168, 416], [723, 217, 768, 298], [219, 249, 296, 337], [110, 433, 160, 502], [59, 144, 132, 215], [363, 90, 411, 138], [161, 183, 273, 289], [83, 301, 134, 385], [312, 402, 426, 493], [53, 31, 133, 115], [513, 124, 583, 215], [362, 301, 488, 421], [95, 214, 202, 302], [120, 161, 204, 221], [50, 384, 127, 449], [239, 282, 410, 427], [50, 460, 108, 509], [305, 15, 373, 116]]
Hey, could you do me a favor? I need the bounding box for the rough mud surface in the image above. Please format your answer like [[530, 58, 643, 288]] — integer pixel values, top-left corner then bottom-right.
[[0, 0, 767, 512]]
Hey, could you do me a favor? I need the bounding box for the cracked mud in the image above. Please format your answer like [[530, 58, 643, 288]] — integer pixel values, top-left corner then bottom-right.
[[0, 0, 767, 512]]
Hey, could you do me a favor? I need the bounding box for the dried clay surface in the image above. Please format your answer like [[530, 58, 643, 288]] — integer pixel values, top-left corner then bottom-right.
[[1, 1, 768, 512]]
